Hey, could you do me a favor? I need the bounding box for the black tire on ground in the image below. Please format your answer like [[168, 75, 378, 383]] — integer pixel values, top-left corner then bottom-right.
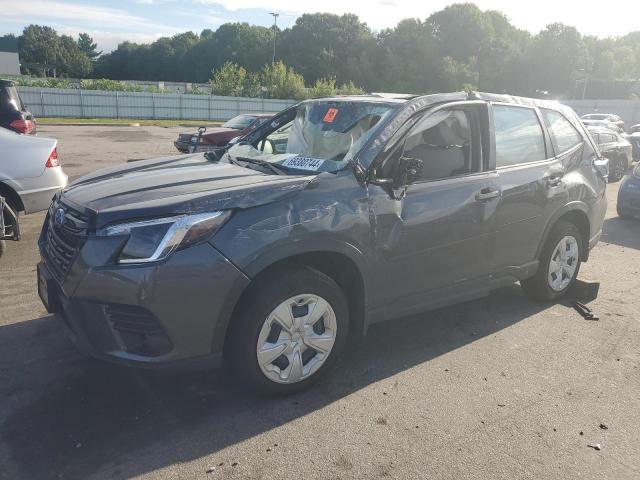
[[226, 265, 349, 395], [608, 156, 625, 182], [521, 220, 583, 302]]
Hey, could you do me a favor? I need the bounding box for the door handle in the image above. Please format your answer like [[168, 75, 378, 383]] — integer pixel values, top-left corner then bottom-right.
[[475, 187, 500, 201]]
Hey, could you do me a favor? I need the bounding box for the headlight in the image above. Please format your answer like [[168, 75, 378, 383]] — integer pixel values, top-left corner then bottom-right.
[[99, 211, 231, 264]]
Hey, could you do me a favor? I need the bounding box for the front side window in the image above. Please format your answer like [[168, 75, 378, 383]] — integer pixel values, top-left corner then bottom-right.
[[227, 101, 395, 174], [400, 109, 477, 182], [541, 109, 583, 154], [493, 105, 546, 167]]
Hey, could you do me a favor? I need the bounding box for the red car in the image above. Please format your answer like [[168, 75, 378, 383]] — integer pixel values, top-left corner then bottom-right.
[[174, 113, 274, 153]]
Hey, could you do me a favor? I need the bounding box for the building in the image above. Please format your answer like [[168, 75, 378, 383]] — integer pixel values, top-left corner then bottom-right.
[[0, 36, 20, 76]]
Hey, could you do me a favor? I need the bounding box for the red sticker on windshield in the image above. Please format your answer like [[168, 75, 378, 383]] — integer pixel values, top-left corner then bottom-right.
[[323, 108, 338, 123]]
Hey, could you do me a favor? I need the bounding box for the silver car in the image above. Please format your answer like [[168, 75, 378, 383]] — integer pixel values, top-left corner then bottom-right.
[[0, 127, 67, 254]]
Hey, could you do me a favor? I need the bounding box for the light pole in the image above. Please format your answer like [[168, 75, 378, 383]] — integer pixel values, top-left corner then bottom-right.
[[269, 12, 279, 65]]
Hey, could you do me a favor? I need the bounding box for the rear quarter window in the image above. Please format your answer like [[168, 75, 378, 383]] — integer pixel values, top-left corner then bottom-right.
[[541, 109, 583, 154]]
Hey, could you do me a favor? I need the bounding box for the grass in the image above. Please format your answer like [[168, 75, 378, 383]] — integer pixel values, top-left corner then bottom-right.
[[37, 118, 222, 127]]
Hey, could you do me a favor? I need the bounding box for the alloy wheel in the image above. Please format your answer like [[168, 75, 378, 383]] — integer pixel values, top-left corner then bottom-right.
[[548, 235, 579, 292], [256, 294, 337, 384]]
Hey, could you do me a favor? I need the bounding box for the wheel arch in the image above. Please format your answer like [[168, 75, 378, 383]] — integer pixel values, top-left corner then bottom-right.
[[537, 203, 591, 262], [218, 243, 370, 355], [0, 182, 24, 213]]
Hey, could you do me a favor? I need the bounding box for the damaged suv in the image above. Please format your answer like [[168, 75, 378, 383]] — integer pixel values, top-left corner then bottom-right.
[[38, 92, 607, 393]]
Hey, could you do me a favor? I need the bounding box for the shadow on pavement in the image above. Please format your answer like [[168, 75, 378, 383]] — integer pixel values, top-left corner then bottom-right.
[[601, 216, 640, 250], [1, 285, 549, 479]]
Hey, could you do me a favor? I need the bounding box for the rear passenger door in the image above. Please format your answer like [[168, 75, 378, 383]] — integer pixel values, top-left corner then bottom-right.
[[491, 104, 564, 276]]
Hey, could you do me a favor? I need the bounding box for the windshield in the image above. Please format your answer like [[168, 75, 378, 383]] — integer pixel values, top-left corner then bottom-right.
[[227, 101, 395, 174], [222, 114, 259, 130]]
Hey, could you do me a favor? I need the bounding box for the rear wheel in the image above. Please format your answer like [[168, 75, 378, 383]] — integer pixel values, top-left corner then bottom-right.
[[226, 265, 349, 394], [521, 221, 583, 301]]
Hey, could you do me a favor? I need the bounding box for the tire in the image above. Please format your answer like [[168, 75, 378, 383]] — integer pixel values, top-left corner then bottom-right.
[[0, 240, 5, 259], [226, 265, 349, 395], [521, 220, 583, 302], [608, 156, 625, 182]]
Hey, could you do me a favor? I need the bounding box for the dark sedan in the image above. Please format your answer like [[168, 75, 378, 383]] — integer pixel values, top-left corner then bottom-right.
[[174, 113, 273, 153], [588, 126, 633, 182], [1, 79, 36, 134], [617, 163, 640, 219]]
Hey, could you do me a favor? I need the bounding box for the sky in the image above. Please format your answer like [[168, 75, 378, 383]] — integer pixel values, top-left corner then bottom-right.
[[1, 0, 640, 52]]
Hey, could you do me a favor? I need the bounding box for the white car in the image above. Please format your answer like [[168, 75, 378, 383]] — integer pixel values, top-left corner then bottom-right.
[[0, 127, 67, 253]]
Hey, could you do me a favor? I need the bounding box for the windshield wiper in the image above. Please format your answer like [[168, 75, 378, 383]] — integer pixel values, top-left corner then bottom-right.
[[229, 155, 287, 176]]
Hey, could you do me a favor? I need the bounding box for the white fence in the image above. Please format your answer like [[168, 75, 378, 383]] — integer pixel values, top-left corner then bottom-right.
[[17, 87, 295, 121], [15, 87, 640, 126]]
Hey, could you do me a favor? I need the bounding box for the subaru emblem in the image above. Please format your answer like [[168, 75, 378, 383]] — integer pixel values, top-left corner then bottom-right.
[[54, 208, 66, 226]]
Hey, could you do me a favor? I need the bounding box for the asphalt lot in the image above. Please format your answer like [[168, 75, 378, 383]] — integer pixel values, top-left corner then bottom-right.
[[1, 125, 640, 480]]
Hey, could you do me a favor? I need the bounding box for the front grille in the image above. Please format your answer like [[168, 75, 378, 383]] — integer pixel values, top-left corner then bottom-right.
[[105, 304, 172, 356], [42, 198, 89, 281]]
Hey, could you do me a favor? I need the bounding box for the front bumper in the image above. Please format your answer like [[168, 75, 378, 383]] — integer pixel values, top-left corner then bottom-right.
[[174, 139, 190, 153], [618, 175, 640, 217], [39, 240, 250, 369]]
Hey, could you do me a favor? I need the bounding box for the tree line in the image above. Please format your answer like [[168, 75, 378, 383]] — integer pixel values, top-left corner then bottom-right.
[[5, 3, 640, 99]]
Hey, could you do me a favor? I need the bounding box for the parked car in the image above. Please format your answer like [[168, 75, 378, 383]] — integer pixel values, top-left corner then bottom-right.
[[582, 118, 624, 134], [174, 113, 274, 153], [587, 126, 633, 182], [0, 127, 67, 257], [0, 79, 36, 135], [37, 92, 607, 393], [617, 162, 640, 219], [629, 131, 640, 160], [581, 113, 624, 132]]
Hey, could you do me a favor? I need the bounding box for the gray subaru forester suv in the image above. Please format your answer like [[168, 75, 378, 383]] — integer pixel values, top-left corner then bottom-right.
[[38, 92, 607, 394]]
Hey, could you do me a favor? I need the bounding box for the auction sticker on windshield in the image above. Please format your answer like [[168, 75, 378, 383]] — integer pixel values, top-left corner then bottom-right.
[[323, 108, 338, 123], [281, 156, 325, 171]]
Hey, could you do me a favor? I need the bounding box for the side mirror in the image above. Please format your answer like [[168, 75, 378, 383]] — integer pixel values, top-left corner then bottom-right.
[[396, 155, 424, 187], [594, 156, 609, 180], [372, 155, 424, 189]]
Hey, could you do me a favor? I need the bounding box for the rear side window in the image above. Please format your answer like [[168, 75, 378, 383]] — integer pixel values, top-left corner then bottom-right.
[[2, 86, 24, 111], [493, 105, 546, 167], [541, 109, 583, 154], [599, 132, 615, 144]]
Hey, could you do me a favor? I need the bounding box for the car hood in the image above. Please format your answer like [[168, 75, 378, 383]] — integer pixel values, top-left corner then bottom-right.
[[63, 153, 314, 227]]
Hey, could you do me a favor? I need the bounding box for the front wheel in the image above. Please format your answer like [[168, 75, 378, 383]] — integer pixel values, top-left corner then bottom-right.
[[226, 265, 349, 394], [521, 221, 583, 302]]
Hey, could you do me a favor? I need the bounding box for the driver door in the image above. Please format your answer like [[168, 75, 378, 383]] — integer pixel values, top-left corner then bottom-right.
[[369, 103, 500, 319]]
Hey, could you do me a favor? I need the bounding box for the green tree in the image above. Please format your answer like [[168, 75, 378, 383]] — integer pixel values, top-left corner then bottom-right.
[[77, 33, 101, 59], [280, 13, 375, 84], [261, 61, 306, 100], [210, 61, 247, 96], [309, 77, 337, 98], [524, 23, 591, 97]]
